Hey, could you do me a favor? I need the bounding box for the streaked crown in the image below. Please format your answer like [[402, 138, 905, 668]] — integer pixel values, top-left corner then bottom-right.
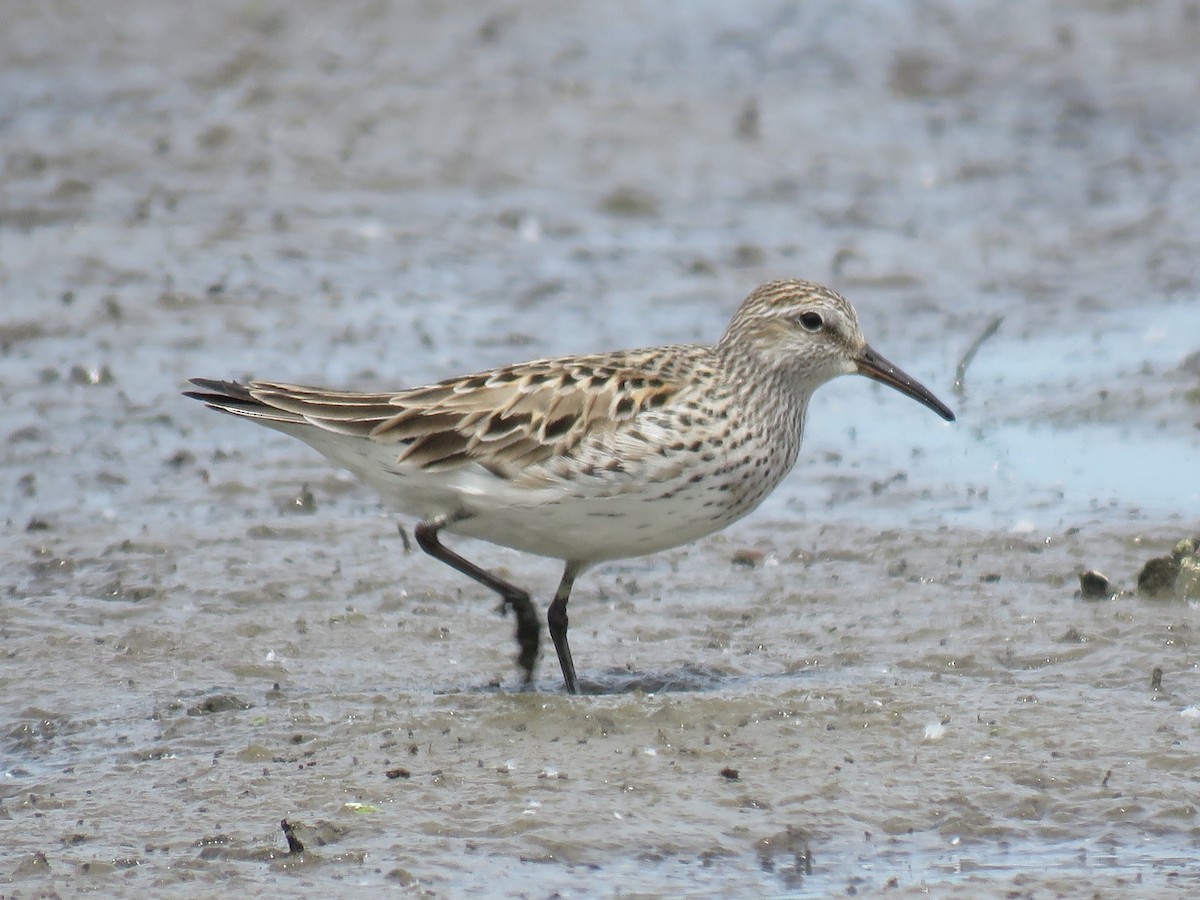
[[718, 279, 866, 381]]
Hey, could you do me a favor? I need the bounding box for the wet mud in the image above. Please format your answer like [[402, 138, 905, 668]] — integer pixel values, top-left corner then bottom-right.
[[3, 1, 1199, 896]]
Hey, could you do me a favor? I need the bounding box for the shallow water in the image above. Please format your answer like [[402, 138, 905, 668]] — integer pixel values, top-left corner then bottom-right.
[[3, 1, 1200, 896]]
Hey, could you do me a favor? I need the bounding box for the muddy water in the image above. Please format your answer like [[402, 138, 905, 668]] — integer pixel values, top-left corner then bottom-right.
[[3, 1, 1199, 896]]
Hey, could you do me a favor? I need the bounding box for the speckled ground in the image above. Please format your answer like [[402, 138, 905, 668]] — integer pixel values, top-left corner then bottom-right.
[[3, 2, 1199, 896]]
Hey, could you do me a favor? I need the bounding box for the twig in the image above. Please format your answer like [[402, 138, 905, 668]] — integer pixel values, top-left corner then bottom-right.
[[953, 315, 1003, 400]]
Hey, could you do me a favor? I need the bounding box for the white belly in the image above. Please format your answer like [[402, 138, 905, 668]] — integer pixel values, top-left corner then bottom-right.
[[282, 414, 795, 563]]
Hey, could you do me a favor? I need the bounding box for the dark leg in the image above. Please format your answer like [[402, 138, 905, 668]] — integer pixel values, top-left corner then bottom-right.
[[547, 561, 584, 695], [414, 517, 540, 685]]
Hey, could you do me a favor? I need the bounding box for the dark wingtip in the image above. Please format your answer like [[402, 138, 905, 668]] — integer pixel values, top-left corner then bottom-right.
[[185, 377, 253, 398], [183, 378, 262, 412]]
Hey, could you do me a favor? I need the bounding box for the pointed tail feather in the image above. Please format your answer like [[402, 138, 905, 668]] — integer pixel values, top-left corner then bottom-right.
[[183, 378, 308, 426]]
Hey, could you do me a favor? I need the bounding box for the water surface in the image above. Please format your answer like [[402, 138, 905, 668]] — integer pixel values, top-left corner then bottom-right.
[[3, 2, 1199, 896]]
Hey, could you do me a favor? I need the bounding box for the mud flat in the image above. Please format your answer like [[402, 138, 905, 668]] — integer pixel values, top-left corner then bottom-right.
[[3, 2, 1198, 895]]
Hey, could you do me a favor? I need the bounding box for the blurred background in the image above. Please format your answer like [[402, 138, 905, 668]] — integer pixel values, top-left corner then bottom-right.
[[2, 2, 1198, 896]]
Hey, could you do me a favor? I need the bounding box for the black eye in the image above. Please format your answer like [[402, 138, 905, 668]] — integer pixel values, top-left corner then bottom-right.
[[798, 312, 823, 332]]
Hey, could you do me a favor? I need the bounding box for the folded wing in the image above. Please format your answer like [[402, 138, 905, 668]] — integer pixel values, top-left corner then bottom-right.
[[185, 355, 679, 480]]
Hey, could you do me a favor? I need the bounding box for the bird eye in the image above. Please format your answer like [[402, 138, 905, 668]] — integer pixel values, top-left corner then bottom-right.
[[798, 312, 823, 332]]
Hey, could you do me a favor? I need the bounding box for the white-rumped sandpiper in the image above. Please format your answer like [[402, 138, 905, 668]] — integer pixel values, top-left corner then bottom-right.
[[186, 279, 955, 693]]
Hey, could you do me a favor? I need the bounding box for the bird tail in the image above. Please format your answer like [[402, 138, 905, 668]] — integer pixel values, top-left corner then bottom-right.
[[183, 378, 309, 426]]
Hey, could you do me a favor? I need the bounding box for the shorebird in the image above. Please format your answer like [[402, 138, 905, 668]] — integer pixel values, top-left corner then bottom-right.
[[185, 279, 954, 694]]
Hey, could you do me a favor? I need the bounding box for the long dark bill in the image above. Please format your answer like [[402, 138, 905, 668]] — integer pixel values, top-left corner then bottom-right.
[[855, 345, 956, 422]]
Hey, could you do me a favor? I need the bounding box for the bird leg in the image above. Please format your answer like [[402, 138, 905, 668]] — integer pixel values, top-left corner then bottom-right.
[[548, 562, 584, 695], [414, 518, 540, 686]]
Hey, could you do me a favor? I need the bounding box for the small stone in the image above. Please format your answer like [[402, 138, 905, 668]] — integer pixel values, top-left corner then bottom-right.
[[164, 449, 196, 468], [735, 98, 760, 140], [1138, 557, 1180, 598], [719, 767, 739, 781], [731, 243, 767, 268], [289, 485, 317, 514], [386, 867, 419, 885], [598, 186, 659, 218], [731, 549, 764, 568], [187, 694, 253, 716], [1058, 626, 1085, 644], [1078, 570, 1112, 599], [68, 364, 114, 385]]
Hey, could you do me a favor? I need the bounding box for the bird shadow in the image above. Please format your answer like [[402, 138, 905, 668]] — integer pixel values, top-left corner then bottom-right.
[[574, 664, 731, 695], [454, 663, 806, 696]]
